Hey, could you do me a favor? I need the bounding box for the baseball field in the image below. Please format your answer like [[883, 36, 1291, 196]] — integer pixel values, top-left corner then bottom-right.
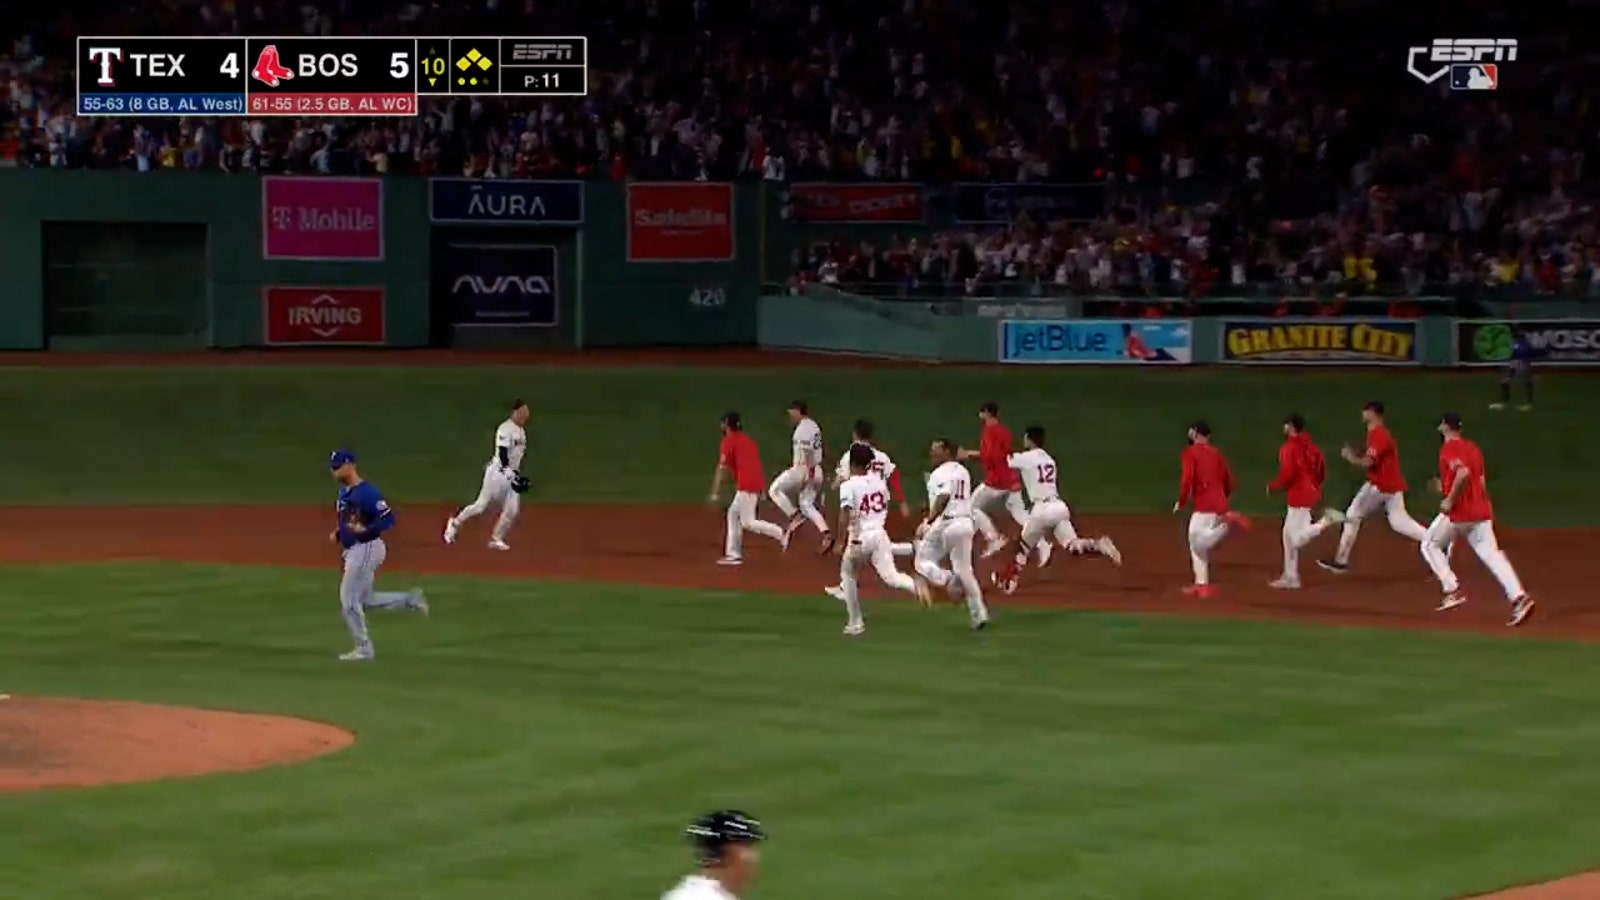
[[4, 349, 1600, 900]]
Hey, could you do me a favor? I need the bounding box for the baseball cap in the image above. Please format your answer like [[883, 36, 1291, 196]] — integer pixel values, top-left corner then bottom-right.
[[1440, 412, 1464, 430], [329, 449, 357, 470]]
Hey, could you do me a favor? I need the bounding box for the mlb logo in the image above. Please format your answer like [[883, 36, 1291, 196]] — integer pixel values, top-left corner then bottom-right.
[[1450, 64, 1498, 90]]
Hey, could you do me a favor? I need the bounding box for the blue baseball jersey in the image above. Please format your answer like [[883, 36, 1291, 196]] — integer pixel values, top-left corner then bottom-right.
[[336, 481, 395, 549], [1511, 333, 1535, 361]]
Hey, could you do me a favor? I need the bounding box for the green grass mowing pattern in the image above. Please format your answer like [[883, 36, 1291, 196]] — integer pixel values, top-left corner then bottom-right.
[[0, 366, 1597, 523], [3, 562, 1600, 899]]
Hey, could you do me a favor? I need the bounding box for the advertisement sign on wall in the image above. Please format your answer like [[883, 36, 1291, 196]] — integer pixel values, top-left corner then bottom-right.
[[428, 179, 584, 225], [262, 177, 383, 261], [262, 286, 386, 345], [999, 320, 1192, 364], [788, 183, 923, 223], [1221, 319, 1420, 364], [626, 182, 735, 262], [439, 244, 558, 326], [951, 183, 1107, 225], [1455, 319, 1600, 365]]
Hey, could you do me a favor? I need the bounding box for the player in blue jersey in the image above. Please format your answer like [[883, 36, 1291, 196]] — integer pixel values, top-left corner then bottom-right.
[[329, 449, 428, 661], [1489, 327, 1539, 412]]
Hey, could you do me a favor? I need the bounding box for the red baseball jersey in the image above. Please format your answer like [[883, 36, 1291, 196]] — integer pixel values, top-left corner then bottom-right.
[[1179, 442, 1235, 513], [1439, 437, 1493, 523], [1270, 431, 1326, 508], [719, 431, 766, 493], [980, 421, 1022, 490], [1365, 425, 1407, 493]]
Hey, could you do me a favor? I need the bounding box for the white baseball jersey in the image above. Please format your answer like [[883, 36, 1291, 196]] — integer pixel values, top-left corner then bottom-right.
[[1007, 448, 1060, 503], [927, 460, 974, 518], [834, 442, 897, 482], [838, 472, 891, 537], [791, 417, 823, 469], [491, 419, 527, 470], [663, 874, 737, 900]]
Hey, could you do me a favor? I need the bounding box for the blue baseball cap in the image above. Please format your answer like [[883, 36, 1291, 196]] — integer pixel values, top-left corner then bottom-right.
[[329, 449, 357, 470]]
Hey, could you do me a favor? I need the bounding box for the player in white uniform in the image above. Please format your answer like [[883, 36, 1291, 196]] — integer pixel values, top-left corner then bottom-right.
[[664, 810, 763, 900], [912, 438, 990, 630], [823, 419, 914, 600], [835, 443, 927, 635], [443, 398, 530, 550], [991, 425, 1122, 595], [770, 400, 833, 552]]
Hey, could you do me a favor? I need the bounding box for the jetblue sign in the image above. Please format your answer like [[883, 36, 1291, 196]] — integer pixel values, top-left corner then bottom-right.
[[438, 243, 559, 327], [428, 178, 584, 225], [999, 320, 1193, 364]]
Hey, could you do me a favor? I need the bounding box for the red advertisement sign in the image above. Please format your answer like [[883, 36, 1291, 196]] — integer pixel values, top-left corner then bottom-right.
[[789, 183, 924, 222], [262, 286, 386, 345], [626, 182, 735, 262]]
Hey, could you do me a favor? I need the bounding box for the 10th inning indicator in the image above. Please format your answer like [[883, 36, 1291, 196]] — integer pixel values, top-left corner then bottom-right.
[[76, 35, 589, 117]]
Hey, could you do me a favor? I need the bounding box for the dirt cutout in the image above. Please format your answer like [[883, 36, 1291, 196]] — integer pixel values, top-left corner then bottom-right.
[[0, 697, 353, 791]]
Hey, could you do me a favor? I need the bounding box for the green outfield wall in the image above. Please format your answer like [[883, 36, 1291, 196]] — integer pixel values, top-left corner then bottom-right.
[[2, 170, 1596, 363]]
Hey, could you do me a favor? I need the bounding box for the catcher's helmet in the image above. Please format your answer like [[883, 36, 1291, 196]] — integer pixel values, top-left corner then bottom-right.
[[686, 810, 764, 864]]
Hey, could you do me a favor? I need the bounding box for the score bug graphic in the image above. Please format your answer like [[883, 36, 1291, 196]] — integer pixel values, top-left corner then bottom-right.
[[244, 37, 417, 116]]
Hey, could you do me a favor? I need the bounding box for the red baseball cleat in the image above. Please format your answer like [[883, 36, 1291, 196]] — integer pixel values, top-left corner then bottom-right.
[[1223, 511, 1251, 530], [1182, 584, 1218, 598]]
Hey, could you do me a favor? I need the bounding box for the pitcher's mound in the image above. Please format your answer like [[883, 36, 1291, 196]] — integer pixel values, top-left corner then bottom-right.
[[0, 696, 354, 791]]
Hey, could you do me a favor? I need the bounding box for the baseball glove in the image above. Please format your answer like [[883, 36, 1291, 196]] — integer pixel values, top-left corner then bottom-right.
[[510, 471, 531, 494]]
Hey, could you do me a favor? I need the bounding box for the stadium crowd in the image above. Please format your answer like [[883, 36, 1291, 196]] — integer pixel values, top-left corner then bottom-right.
[[2, 0, 1594, 298]]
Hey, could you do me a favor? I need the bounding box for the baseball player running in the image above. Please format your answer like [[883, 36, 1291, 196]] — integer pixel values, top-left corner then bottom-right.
[[1174, 421, 1250, 597], [665, 810, 764, 900], [991, 425, 1121, 595], [1318, 401, 1431, 573], [912, 438, 990, 630], [328, 450, 428, 661], [1423, 413, 1535, 626], [823, 420, 916, 600], [771, 400, 833, 552], [1267, 413, 1344, 588], [835, 443, 928, 635], [444, 398, 532, 550], [958, 401, 1036, 560], [709, 411, 789, 565]]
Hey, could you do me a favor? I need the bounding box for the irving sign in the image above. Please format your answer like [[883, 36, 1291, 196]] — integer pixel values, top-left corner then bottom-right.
[[262, 286, 386, 345], [438, 243, 559, 327]]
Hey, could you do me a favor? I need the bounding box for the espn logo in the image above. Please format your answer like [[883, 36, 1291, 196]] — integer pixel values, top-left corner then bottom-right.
[[508, 43, 572, 63]]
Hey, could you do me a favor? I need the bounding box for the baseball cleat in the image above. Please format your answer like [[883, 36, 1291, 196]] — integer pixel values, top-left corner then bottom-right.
[[989, 571, 1018, 595], [981, 537, 1007, 559], [487, 539, 511, 551], [1488, 402, 1507, 410], [1321, 508, 1347, 525], [1517, 404, 1533, 412], [1036, 542, 1053, 567], [1436, 590, 1467, 611], [339, 645, 374, 661], [1097, 536, 1123, 566], [1269, 578, 1301, 590], [716, 556, 743, 566], [824, 585, 846, 601], [843, 621, 865, 636], [1508, 595, 1536, 627], [1223, 511, 1252, 530], [1317, 559, 1348, 573], [1182, 584, 1218, 598], [781, 516, 803, 548], [409, 588, 430, 616], [443, 518, 459, 544], [912, 576, 933, 605], [970, 616, 989, 631]]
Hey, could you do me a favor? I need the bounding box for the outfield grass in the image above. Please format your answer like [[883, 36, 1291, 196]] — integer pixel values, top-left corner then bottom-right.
[[3, 563, 1600, 899], [0, 365, 1594, 523]]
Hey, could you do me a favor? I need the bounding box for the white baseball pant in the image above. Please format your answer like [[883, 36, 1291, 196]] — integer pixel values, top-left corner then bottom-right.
[[768, 466, 829, 534], [1019, 499, 1100, 553], [1420, 515, 1526, 599], [1188, 512, 1234, 586], [839, 530, 922, 628], [339, 538, 420, 652], [725, 491, 785, 558], [453, 465, 521, 542], [971, 483, 1029, 542], [1280, 507, 1337, 581], [913, 518, 987, 624], [1332, 482, 1427, 565]]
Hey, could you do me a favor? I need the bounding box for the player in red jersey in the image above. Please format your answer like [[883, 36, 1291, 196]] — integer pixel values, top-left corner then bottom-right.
[[1173, 420, 1250, 597], [1318, 400, 1430, 573], [957, 401, 1034, 561], [708, 411, 789, 566], [1422, 413, 1534, 626], [1267, 413, 1345, 589]]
